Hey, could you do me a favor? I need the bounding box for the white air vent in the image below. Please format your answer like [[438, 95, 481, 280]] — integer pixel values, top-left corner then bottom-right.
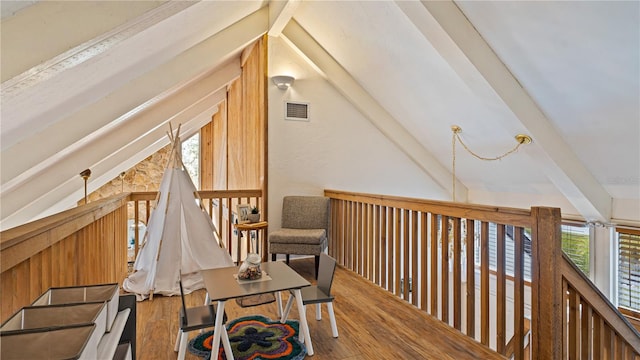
[[285, 101, 309, 121]]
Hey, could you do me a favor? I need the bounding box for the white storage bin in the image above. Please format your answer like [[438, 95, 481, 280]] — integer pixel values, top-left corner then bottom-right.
[[0, 323, 100, 360], [1, 302, 108, 338], [31, 283, 119, 332]]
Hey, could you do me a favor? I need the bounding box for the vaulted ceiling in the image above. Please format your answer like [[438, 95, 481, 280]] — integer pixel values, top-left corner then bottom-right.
[[1, 0, 638, 230]]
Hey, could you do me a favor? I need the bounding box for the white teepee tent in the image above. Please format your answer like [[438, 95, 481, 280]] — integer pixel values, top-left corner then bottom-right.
[[123, 125, 233, 300]]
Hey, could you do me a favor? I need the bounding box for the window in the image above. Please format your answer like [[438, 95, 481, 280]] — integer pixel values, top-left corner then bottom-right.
[[181, 133, 200, 188], [618, 228, 640, 311], [473, 222, 533, 281], [561, 223, 590, 275]]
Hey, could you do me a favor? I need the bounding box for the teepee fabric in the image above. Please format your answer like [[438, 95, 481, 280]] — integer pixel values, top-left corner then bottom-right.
[[123, 130, 233, 300]]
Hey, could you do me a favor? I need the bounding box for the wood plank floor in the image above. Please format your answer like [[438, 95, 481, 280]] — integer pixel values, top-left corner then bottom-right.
[[134, 258, 505, 360]]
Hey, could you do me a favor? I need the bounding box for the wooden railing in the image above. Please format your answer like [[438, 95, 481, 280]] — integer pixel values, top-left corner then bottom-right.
[[562, 254, 640, 359], [0, 189, 262, 322], [3, 187, 638, 359], [324, 189, 640, 360], [0, 193, 129, 321], [128, 189, 263, 262]]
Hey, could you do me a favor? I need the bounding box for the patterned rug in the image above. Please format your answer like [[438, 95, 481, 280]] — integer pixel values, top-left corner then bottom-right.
[[188, 314, 307, 360]]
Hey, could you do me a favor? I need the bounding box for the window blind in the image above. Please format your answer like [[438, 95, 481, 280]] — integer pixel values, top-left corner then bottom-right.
[[618, 229, 640, 311]]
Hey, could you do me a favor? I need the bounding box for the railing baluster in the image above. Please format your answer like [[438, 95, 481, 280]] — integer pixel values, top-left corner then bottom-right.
[[441, 215, 449, 324], [514, 227, 525, 360], [453, 217, 462, 330], [411, 210, 419, 306], [394, 207, 401, 297], [363, 203, 369, 280], [387, 206, 394, 292], [403, 209, 410, 301], [420, 212, 428, 311], [373, 204, 379, 285], [430, 213, 439, 317], [381, 206, 388, 290], [581, 299, 592, 360], [466, 219, 476, 338], [481, 221, 490, 346], [496, 224, 506, 354]]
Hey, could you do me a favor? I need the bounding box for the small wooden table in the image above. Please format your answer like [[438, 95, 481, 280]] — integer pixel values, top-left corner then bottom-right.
[[200, 262, 313, 359], [233, 221, 268, 263]]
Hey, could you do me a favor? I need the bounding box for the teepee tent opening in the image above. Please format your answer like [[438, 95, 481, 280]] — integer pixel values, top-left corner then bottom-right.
[[123, 125, 233, 300]]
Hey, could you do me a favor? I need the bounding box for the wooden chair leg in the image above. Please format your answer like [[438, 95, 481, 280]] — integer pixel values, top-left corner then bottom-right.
[[272, 253, 276, 261], [286, 254, 290, 264], [314, 255, 320, 279]]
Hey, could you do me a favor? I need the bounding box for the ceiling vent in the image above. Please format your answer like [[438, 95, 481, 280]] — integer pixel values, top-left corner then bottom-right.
[[285, 101, 309, 121]]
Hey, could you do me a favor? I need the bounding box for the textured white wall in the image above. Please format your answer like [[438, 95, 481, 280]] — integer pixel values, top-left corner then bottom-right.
[[267, 36, 447, 230]]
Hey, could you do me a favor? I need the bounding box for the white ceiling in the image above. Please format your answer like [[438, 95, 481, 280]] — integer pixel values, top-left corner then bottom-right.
[[1, 0, 638, 229]]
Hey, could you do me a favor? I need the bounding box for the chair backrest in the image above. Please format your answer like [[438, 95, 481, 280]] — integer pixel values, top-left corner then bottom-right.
[[281, 196, 330, 230], [178, 278, 188, 325], [317, 253, 337, 296]]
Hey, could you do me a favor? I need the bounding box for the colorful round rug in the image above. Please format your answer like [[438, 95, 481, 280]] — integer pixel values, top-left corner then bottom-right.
[[188, 314, 307, 360]]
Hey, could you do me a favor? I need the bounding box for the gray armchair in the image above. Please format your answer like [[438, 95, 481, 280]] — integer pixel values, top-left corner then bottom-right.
[[269, 196, 330, 278]]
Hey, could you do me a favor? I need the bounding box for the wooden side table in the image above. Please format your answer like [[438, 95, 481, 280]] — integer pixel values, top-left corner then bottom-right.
[[233, 221, 269, 263]]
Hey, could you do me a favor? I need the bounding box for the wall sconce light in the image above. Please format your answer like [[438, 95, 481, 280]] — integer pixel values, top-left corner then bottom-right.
[[79, 168, 91, 204], [272, 75, 295, 90]]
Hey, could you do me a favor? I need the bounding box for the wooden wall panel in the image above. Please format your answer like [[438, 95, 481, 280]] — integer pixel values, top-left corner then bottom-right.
[[242, 38, 265, 190], [1, 198, 128, 322], [200, 120, 214, 190], [227, 78, 244, 189], [213, 102, 227, 190]]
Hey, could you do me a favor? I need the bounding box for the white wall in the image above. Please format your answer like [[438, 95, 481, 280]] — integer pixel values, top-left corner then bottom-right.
[[267, 36, 447, 230]]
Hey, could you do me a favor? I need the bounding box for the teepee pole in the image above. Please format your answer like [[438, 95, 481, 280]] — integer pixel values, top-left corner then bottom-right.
[[148, 124, 182, 300]]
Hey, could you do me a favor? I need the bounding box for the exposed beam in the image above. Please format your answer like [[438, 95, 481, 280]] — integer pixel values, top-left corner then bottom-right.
[[1, 1, 250, 149], [1, 6, 268, 187], [0, 71, 232, 230], [267, 0, 300, 37], [401, 0, 611, 222], [281, 19, 465, 201]]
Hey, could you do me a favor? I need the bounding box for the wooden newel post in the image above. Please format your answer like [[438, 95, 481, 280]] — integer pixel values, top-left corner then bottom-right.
[[531, 207, 563, 359]]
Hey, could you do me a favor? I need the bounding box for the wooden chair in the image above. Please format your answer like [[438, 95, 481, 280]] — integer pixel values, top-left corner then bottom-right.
[[280, 253, 339, 338], [269, 196, 330, 278], [174, 279, 232, 360]]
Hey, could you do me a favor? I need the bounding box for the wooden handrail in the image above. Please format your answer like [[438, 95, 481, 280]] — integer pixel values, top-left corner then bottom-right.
[[1, 193, 129, 272], [325, 189, 532, 227], [562, 254, 640, 353], [1, 193, 129, 322]]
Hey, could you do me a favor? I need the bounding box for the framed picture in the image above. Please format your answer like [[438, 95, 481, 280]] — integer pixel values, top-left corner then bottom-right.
[[236, 204, 251, 224]]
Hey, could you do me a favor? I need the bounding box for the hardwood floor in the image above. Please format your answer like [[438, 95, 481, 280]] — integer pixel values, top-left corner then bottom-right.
[[134, 258, 505, 360]]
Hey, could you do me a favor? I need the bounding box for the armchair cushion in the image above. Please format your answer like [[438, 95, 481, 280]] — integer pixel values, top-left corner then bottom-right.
[[269, 228, 326, 245]]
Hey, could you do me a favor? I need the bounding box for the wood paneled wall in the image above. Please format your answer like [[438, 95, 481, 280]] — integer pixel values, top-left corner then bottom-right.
[[200, 36, 267, 216], [0, 194, 129, 322], [200, 119, 214, 190]]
